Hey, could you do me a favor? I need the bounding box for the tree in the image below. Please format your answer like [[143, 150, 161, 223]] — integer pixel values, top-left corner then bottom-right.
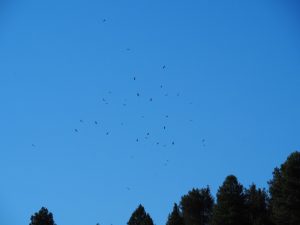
[[127, 204, 154, 225], [180, 187, 214, 225], [212, 175, 248, 225], [245, 184, 271, 225], [269, 151, 300, 225], [29, 207, 56, 225], [166, 203, 184, 225]]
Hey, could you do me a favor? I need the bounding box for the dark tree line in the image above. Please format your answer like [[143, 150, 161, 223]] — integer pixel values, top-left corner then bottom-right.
[[29, 151, 300, 225]]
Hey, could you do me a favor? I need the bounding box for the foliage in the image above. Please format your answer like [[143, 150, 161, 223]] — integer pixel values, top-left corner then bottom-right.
[[29, 207, 56, 225]]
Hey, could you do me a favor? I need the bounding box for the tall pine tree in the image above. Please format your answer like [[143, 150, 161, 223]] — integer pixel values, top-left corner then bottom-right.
[[180, 187, 214, 225], [29, 207, 56, 225], [245, 184, 271, 225], [269, 151, 300, 225], [128, 204, 154, 225], [212, 175, 248, 225], [166, 203, 184, 225]]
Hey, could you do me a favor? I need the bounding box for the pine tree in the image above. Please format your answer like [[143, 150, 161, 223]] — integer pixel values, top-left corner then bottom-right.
[[29, 207, 56, 225], [212, 175, 248, 225], [166, 203, 184, 225], [180, 187, 214, 225], [245, 184, 271, 225], [269, 151, 300, 225], [128, 204, 154, 225]]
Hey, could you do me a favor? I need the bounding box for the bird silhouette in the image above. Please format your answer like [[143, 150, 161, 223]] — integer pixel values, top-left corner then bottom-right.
[[94, 121, 98, 125], [74, 129, 78, 132], [162, 65, 166, 69], [202, 139, 206, 147], [137, 92, 140, 97]]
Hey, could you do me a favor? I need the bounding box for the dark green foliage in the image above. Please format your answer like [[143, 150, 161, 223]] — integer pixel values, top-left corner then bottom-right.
[[180, 187, 214, 225], [269, 151, 300, 225], [245, 184, 271, 225], [127, 204, 154, 225], [212, 175, 248, 225], [166, 203, 184, 225], [29, 207, 56, 225]]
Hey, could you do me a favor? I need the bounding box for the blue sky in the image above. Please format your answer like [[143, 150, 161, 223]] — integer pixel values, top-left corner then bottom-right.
[[0, 0, 300, 225]]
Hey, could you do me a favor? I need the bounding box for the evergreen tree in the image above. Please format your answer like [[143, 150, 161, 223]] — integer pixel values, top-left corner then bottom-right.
[[269, 151, 300, 225], [245, 184, 271, 225], [180, 187, 214, 225], [128, 204, 154, 225], [29, 207, 56, 225], [166, 203, 184, 225], [212, 175, 248, 225]]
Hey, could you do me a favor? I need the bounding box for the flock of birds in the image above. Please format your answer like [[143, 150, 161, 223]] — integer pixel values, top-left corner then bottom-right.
[[72, 71, 180, 146], [30, 18, 207, 170], [27, 17, 207, 225]]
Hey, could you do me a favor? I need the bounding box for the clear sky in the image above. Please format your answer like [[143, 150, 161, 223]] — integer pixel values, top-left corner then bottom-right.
[[1, 0, 300, 225]]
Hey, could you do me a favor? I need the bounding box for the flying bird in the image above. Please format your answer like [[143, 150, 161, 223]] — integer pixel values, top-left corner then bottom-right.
[[162, 65, 166, 69], [74, 129, 78, 132], [137, 92, 140, 97], [94, 121, 98, 125], [202, 139, 206, 147]]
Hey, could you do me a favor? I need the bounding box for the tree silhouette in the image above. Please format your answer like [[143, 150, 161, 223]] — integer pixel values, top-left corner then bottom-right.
[[212, 175, 248, 225], [29, 207, 56, 225], [128, 204, 154, 225], [166, 203, 184, 225], [180, 187, 214, 225], [269, 151, 300, 225], [245, 184, 271, 225]]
